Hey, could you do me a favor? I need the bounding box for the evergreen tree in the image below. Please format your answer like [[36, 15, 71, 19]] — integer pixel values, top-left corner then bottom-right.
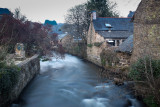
[[86, 0, 118, 17]]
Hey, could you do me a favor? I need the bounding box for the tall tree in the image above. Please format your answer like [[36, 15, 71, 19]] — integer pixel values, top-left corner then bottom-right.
[[64, 4, 88, 42], [86, 0, 119, 17]]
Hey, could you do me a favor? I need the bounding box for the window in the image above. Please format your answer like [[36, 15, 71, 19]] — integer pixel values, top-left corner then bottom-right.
[[107, 40, 115, 46]]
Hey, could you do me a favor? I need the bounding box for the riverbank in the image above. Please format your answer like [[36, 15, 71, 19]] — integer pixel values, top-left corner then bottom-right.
[[0, 55, 40, 107], [12, 54, 145, 107], [67, 53, 148, 106]]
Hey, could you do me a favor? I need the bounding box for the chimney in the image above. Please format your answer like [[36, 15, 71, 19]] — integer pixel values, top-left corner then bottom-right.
[[128, 11, 135, 18], [92, 11, 96, 20]]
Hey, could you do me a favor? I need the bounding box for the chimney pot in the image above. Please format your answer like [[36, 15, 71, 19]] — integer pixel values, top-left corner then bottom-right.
[[92, 11, 96, 20]]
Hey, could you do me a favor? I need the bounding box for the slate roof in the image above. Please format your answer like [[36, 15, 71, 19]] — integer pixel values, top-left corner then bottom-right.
[[116, 35, 133, 53], [0, 8, 11, 15], [97, 31, 133, 39], [93, 17, 133, 31]]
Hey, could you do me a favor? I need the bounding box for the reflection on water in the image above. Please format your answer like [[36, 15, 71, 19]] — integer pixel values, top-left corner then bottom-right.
[[12, 54, 144, 107]]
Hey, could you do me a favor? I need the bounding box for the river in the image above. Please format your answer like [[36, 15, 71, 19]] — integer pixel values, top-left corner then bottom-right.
[[12, 54, 144, 107]]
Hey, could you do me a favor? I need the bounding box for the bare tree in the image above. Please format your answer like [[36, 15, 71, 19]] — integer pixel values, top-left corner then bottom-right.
[[14, 8, 27, 22], [64, 4, 89, 42]]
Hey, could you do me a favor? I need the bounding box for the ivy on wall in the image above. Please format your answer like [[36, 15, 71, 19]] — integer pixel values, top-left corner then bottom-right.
[[0, 64, 21, 98], [87, 44, 93, 48]]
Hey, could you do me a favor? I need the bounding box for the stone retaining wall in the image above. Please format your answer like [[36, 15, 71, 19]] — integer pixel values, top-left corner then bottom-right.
[[0, 54, 40, 107], [117, 52, 131, 67]]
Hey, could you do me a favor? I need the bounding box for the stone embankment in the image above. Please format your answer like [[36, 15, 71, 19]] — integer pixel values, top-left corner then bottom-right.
[[0, 55, 40, 107]]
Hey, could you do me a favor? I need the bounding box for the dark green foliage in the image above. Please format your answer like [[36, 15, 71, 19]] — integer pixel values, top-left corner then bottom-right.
[[0, 64, 20, 96], [41, 58, 50, 62], [94, 42, 102, 47], [87, 44, 93, 47], [41, 57, 50, 62], [86, 0, 119, 17], [143, 96, 159, 107], [129, 57, 160, 106], [129, 57, 160, 81], [0, 62, 6, 68]]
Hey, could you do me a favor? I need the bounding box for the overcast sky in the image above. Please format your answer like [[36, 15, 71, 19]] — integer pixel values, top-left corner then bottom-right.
[[0, 0, 141, 23]]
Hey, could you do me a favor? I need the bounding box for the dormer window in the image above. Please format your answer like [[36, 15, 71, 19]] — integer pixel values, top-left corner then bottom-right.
[[105, 23, 112, 27], [105, 23, 113, 32]]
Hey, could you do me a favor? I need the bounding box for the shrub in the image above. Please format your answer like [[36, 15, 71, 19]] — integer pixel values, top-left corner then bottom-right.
[[100, 49, 119, 67], [129, 57, 160, 106], [143, 96, 159, 107], [129, 57, 160, 81]]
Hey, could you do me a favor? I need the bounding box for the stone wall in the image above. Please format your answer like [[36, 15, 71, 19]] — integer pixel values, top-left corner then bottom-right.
[[61, 35, 86, 58], [131, 23, 160, 62], [87, 21, 106, 66], [117, 52, 131, 67], [133, 0, 160, 24], [131, 0, 160, 62], [100, 47, 131, 69], [87, 33, 106, 66], [0, 55, 40, 107]]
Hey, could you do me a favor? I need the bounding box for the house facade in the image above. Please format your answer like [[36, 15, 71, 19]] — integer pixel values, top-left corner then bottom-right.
[[87, 11, 133, 66], [131, 0, 160, 62]]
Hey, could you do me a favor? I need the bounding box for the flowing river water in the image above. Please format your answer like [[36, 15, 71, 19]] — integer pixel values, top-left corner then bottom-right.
[[12, 54, 144, 107]]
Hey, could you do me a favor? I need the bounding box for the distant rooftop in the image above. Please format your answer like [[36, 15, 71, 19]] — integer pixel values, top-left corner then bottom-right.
[[0, 8, 11, 15], [44, 20, 57, 26]]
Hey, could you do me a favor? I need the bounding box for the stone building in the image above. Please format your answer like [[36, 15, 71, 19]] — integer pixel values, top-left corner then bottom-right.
[[60, 34, 73, 49], [116, 35, 133, 67], [131, 0, 160, 62], [87, 11, 133, 66]]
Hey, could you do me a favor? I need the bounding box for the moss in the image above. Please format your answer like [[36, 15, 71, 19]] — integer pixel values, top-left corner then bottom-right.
[[94, 42, 102, 47], [87, 44, 93, 48]]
